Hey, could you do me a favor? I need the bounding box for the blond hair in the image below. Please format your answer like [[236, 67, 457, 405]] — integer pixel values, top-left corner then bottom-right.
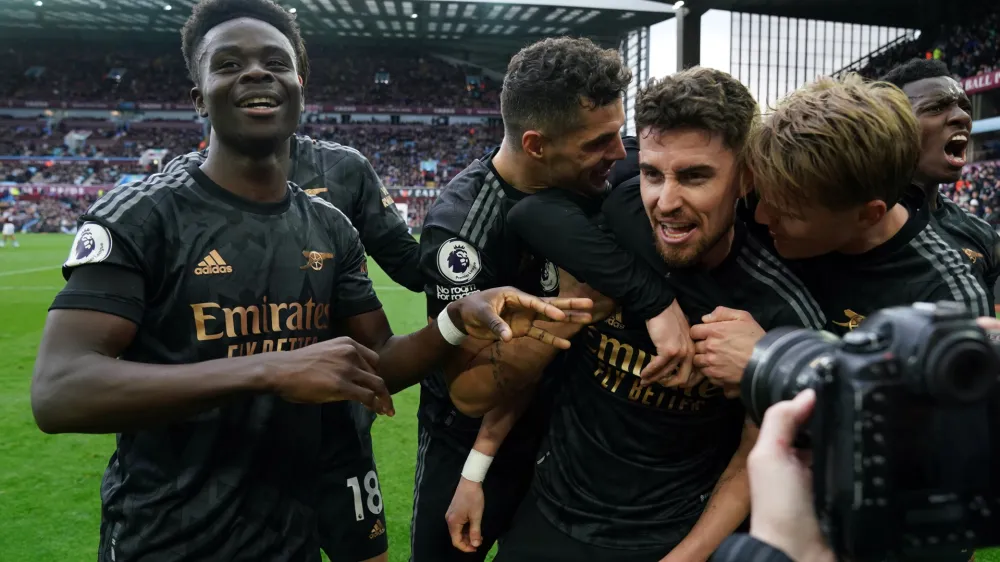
[[746, 73, 919, 212]]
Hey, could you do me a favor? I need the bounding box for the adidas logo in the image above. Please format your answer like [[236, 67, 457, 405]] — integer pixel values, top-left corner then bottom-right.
[[194, 250, 233, 275], [369, 520, 386, 540]]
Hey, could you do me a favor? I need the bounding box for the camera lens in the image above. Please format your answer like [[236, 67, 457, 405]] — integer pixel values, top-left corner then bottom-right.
[[742, 327, 839, 426], [924, 335, 999, 404]]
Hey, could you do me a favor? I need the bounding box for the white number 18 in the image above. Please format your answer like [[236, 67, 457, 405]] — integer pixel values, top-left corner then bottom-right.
[[346, 470, 383, 521]]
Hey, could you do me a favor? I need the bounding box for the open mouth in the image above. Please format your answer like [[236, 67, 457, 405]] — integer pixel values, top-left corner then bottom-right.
[[657, 221, 697, 244], [236, 96, 283, 115], [944, 133, 969, 168]]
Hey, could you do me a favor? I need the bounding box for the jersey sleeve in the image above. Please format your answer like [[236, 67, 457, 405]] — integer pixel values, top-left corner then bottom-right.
[[419, 222, 495, 318], [329, 210, 383, 319], [337, 151, 422, 292], [49, 188, 165, 325], [507, 188, 676, 320]]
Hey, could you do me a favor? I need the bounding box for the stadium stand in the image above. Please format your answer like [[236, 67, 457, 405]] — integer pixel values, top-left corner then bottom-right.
[[856, 7, 998, 81], [0, 43, 498, 107]]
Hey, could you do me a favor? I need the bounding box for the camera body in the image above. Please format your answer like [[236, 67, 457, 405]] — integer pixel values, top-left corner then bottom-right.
[[743, 302, 1000, 561]]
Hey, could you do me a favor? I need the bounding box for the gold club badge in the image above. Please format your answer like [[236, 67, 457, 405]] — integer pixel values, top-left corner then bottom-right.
[[301, 250, 335, 271], [832, 309, 866, 331]]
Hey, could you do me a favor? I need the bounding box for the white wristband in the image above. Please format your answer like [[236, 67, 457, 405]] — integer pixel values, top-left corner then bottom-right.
[[461, 449, 494, 483], [437, 306, 468, 346]]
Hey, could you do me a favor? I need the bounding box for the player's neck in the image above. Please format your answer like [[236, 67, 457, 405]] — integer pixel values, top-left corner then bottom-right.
[[698, 226, 736, 270], [492, 140, 548, 195], [200, 140, 289, 204], [840, 203, 910, 255], [912, 174, 940, 211]]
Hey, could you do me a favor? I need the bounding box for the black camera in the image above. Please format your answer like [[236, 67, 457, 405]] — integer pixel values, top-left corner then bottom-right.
[[742, 302, 1000, 562]]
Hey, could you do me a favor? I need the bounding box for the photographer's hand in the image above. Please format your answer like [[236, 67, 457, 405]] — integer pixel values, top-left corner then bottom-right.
[[748, 389, 835, 562]]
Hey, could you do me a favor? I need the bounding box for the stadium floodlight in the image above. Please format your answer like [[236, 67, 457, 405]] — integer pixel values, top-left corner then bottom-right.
[[164, 4, 172, 10], [289, 7, 297, 13], [34, 0, 43, 6]]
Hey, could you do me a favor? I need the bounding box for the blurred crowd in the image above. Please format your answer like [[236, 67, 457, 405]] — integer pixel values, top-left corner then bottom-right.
[[0, 121, 501, 189], [939, 161, 1000, 224], [858, 8, 998, 80], [0, 44, 497, 108], [0, 191, 97, 234]]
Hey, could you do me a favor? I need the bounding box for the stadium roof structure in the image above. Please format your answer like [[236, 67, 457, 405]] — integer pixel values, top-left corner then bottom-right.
[[679, 0, 961, 29], [0, 0, 675, 72]]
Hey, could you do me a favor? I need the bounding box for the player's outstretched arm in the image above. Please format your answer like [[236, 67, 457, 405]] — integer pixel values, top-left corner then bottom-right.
[[446, 271, 614, 416], [367, 229, 424, 292], [660, 418, 759, 562], [446, 390, 535, 552], [31, 310, 393, 435], [342, 287, 594, 395]]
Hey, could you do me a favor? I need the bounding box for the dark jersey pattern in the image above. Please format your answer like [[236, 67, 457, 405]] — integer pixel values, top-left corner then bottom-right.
[[931, 192, 1000, 310], [50, 166, 380, 562], [739, 193, 991, 336], [162, 134, 421, 291], [418, 150, 560, 407], [527, 178, 825, 550]]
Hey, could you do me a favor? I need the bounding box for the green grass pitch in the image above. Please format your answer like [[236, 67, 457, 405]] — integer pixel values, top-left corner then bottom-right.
[[0, 234, 996, 561]]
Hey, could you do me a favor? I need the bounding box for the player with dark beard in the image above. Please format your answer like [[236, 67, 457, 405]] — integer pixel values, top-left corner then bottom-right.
[[880, 58, 1000, 310], [28, 2, 592, 561], [412, 37, 698, 562], [448, 68, 825, 562]]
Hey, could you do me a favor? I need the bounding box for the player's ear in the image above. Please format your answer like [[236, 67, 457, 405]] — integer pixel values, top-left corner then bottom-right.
[[191, 86, 208, 119], [298, 76, 306, 112], [522, 130, 544, 161], [858, 199, 888, 227], [736, 164, 754, 197]]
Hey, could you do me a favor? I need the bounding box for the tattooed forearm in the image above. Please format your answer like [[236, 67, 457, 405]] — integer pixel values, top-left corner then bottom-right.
[[489, 342, 506, 390]]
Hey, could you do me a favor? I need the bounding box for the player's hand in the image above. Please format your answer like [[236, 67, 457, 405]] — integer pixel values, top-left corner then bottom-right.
[[446, 286, 594, 350], [445, 477, 486, 553], [689, 306, 764, 388], [557, 268, 616, 323], [640, 300, 697, 387], [748, 389, 835, 562], [976, 316, 1000, 332], [268, 337, 395, 416]]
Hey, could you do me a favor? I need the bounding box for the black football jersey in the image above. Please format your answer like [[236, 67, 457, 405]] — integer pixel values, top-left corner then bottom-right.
[[50, 165, 380, 562], [163, 134, 421, 291], [930, 192, 1000, 311], [738, 193, 991, 336], [418, 150, 560, 410], [529, 178, 825, 550]]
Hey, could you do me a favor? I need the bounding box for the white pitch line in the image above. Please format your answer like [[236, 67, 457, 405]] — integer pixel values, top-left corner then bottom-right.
[[0, 265, 62, 278]]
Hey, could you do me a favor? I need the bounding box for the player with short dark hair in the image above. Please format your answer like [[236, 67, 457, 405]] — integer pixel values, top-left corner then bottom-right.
[[412, 37, 657, 562], [29, 2, 591, 561], [472, 67, 825, 562], [880, 58, 1000, 311]]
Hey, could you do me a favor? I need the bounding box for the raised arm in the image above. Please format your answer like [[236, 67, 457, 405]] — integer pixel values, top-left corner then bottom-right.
[[507, 188, 676, 320], [510, 187, 697, 387], [444, 270, 612, 417]]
